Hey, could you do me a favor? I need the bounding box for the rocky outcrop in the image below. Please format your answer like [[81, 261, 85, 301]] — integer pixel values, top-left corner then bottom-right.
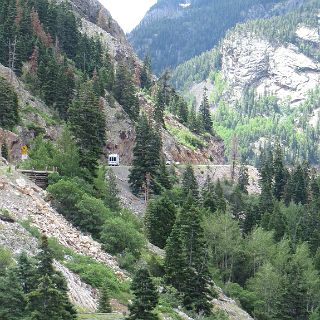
[[213, 287, 253, 320], [54, 261, 98, 312], [221, 31, 320, 105], [163, 116, 225, 165], [0, 64, 61, 159], [0, 168, 127, 278]]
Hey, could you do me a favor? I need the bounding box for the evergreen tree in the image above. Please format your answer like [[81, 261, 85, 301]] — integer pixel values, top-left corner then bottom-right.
[[154, 86, 166, 126], [273, 142, 286, 200], [199, 87, 212, 133], [215, 179, 227, 212], [129, 114, 161, 195], [201, 176, 218, 213], [181, 164, 199, 200], [259, 150, 274, 214], [114, 62, 139, 120], [145, 194, 177, 249], [238, 165, 249, 194], [154, 158, 172, 194], [140, 54, 152, 90], [17, 252, 37, 294], [0, 77, 19, 130], [291, 164, 308, 205], [164, 223, 188, 292], [68, 80, 106, 177], [268, 201, 286, 242], [98, 285, 112, 313], [128, 268, 159, 320], [27, 235, 77, 320], [0, 268, 26, 320], [179, 202, 212, 315], [188, 103, 201, 134]]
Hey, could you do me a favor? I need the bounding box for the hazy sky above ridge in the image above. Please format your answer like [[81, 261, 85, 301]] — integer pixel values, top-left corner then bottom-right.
[[100, 0, 157, 33]]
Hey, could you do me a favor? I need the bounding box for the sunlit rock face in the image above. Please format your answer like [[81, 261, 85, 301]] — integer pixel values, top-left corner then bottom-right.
[[221, 31, 320, 106]]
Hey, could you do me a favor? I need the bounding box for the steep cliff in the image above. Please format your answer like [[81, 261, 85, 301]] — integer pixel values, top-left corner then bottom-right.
[[171, 0, 320, 163], [129, 0, 305, 74]]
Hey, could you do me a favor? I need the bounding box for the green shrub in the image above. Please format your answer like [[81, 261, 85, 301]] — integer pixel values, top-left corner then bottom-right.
[[100, 217, 146, 258], [64, 255, 131, 303], [75, 194, 112, 238]]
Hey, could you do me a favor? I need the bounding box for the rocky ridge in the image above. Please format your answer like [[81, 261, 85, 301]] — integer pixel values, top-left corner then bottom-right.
[[221, 29, 320, 105]]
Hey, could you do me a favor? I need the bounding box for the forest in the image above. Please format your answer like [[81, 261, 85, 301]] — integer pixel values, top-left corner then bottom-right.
[[129, 0, 283, 74], [0, 0, 320, 319]]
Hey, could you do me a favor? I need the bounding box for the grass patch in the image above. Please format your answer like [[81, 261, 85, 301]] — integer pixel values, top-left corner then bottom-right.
[[65, 254, 131, 304], [20, 104, 61, 126], [166, 124, 207, 150], [19, 219, 131, 303]]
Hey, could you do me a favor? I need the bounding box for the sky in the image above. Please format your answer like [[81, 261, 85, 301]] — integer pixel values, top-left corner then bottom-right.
[[100, 0, 157, 33]]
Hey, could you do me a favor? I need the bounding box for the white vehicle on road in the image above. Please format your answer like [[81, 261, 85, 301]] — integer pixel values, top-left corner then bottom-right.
[[108, 154, 120, 166]]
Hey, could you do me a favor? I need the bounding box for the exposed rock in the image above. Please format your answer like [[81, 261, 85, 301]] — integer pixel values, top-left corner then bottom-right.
[[213, 287, 253, 320], [0, 168, 127, 279], [163, 115, 225, 165], [0, 220, 39, 256], [221, 31, 320, 105], [296, 25, 320, 43], [102, 98, 136, 165], [54, 261, 98, 312], [0, 64, 61, 159]]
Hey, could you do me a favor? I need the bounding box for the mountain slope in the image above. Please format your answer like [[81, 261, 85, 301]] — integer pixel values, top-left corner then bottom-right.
[[128, 0, 305, 74], [171, 0, 320, 163]]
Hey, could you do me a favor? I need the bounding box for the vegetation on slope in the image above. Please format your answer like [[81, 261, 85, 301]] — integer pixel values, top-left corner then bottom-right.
[[129, 0, 285, 74]]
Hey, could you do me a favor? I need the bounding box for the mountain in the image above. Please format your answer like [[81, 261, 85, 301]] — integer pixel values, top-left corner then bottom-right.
[[128, 0, 305, 74], [172, 0, 320, 164], [1, 0, 320, 319]]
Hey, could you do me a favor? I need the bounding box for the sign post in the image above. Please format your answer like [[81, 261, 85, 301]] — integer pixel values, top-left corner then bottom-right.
[[21, 145, 28, 160]]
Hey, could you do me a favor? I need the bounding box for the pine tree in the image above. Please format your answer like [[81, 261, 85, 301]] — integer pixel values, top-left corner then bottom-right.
[[179, 203, 212, 315], [215, 179, 227, 212], [259, 150, 274, 214], [98, 285, 112, 313], [164, 223, 188, 292], [128, 268, 159, 320], [291, 164, 308, 205], [201, 176, 218, 213], [114, 62, 139, 120], [199, 87, 212, 133], [17, 252, 36, 294], [140, 54, 152, 90], [145, 194, 177, 249], [238, 165, 249, 194], [154, 87, 166, 126], [68, 80, 106, 177], [268, 201, 286, 241], [154, 158, 172, 194], [0, 268, 27, 320], [181, 164, 199, 200], [129, 114, 161, 195], [273, 142, 286, 200], [0, 77, 19, 130], [27, 235, 77, 319]]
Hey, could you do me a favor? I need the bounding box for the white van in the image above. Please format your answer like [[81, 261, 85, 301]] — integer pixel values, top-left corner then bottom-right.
[[108, 154, 120, 166]]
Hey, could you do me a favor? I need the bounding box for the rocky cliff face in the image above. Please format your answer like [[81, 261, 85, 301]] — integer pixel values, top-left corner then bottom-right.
[[221, 29, 320, 105]]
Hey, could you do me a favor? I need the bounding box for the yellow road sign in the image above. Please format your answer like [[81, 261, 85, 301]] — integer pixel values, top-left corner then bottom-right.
[[21, 145, 28, 155]]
